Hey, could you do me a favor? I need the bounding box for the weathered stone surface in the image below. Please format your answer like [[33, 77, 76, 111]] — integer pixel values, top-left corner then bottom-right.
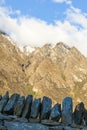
[[0, 113, 17, 121], [29, 118, 40, 123], [49, 126, 80, 130], [0, 92, 9, 113], [41, 96, 52, 120], [73, 102, 85, 125], [30, 98, 41, 119], [22, 95, 33, 118], [12, 117, 28, 123], [50, 103, 61, 121], [0, 95, 2, 100], [62, 97, 73, 125], [5, 122, 49, 130], [14, 96, 25, 117], [41, 119, 60, 126], [0, 125, 7, 130], [3, 93, 20, 115]]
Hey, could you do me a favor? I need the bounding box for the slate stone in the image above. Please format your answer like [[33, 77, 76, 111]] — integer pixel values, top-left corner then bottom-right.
[[50, 103, 61, 121], [0, 125, 7, 130], [30, 98, 41, 119], [41, 96, 52, 120], [73, 102, 85, 125], [0, 113, 17, 121], [14, 96, 25, 117], [0, 92, 9, 113], [62, 97, 73, 125], [3, 93, 20, 115], [4, 122, 49, 130], [22, 95, 33, 119], [12, 117, 28, 123], [0, 95, 2, 100]]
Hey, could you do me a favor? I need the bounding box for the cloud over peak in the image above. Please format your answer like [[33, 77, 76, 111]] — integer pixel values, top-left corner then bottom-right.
[[0, 2, 87, 56]]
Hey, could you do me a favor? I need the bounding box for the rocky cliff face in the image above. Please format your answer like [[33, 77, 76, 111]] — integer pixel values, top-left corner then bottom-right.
[[26, 42, 87, 106], [0, 32, 87, 106], [0, 33, 30, 95]]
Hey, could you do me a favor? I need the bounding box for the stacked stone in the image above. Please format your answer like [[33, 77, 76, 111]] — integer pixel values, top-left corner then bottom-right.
[[0, 92, 87, 130]]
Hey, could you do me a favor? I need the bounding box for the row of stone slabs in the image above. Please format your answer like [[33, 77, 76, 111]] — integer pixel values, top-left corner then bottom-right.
[[0, 92, 86, 126]]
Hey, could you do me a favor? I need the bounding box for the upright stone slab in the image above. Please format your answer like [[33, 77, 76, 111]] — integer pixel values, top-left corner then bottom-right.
[[50, 103, 61, 121], [0, 95, 2, 100], [30, 98, 41, 119], [22, 95, 33, 119], [3, 93, 20, 115], [14, 96, 25, 117], [73, 102, 85, 125], [41, 96, 52, 120], [62, 97, 73, 125], [0, 92, 9, 112]]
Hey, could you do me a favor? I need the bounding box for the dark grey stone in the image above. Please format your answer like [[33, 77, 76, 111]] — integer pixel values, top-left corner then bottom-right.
[[73, 102, 85, 125], [14, 96, 25, 117], [41, 96, 52, 120], [3, 93, 20, 115], [12, 117, 28, 123], [0, 113, 17, 121], [0, 125, 7, 130], [0, 92, 9, 113], [5, 122, 49, 130], [50, 103, 61, 121], [22, 95, 33, 118], [0, 95, 2, 100], [62, 97, 73, 125], [30, 98, 41, 119]]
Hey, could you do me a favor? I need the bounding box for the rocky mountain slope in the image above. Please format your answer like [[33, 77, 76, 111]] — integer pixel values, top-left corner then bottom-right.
[[0, 32, 31, 95], [0, 32, 87, 106]]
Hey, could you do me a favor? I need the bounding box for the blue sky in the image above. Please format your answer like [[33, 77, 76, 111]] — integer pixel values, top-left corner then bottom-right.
[[0, 0, 87, 56]]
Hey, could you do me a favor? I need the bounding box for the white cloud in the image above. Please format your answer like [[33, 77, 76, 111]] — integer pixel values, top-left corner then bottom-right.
[[52, 0, 72, 5], [0, 6, 87, 56]]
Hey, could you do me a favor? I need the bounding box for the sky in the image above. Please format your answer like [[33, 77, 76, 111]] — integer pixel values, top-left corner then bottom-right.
[[0, 0, 87, 56]]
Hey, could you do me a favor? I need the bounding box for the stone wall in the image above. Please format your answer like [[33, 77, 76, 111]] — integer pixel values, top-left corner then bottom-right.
[[0, 92, 87, 130]]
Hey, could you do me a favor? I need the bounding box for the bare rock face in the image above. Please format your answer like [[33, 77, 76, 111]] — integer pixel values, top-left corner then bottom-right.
[[1, 33, 87, 107]]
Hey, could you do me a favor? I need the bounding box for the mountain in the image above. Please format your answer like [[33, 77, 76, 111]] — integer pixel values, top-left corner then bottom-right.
[[0, 32, 32, 95], [0, 32, 87, 106], [26, 43, 87, 106]]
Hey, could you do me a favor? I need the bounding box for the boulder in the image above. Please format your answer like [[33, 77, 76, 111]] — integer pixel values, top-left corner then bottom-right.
[[14, 96, 25, 117], [0, 92, 9, 113], [22, 95, 33, 118], [4, 122, 49, 130], [62, 97, 73, 125], [50, 103, 61, 121], [41, 96, 52, 120], [3, 93, 20, 115], [73, 102, 85, 125], [30, 98, 41, 119]]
